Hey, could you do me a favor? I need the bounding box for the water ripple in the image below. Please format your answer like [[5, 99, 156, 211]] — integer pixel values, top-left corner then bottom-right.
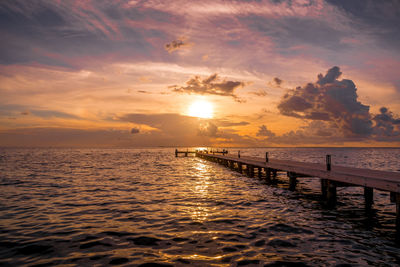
[[0, 148, 399, 266]]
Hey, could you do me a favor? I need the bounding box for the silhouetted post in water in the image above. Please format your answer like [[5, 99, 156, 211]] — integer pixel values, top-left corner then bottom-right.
[[272, 169, 277, 180], [364, 187, 373, 210], [266, 152, 269, 163], [288, 172, 297, 191], [326, 155, 331, 171], [249, 166, 254, 177], [175, 149, 178, 157], [321, 179, 328, 199], [258, 167, 262, 178], [238, 150, 240, 158], [266, 168, 271, 183], [327, 180, 337, 207], [238, 162, 242, 173]]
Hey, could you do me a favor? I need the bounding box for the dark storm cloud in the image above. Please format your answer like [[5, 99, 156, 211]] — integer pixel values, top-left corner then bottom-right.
[[170, 73, 245, 101], [256, 125, 275, 137], [277, 66, 400, 141], [326, 0, 400, 49]]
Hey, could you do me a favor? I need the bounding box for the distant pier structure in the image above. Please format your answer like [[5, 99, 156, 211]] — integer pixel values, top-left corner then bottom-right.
[[175, 149, 400, 240], [175, 148, 228, 157]]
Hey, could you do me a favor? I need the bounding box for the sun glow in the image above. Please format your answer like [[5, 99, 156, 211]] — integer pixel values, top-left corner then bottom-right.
[[188, 100, 213, 118]]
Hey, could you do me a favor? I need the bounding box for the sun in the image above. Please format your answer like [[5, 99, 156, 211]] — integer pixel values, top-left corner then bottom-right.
[[188, 100, 213, 118]]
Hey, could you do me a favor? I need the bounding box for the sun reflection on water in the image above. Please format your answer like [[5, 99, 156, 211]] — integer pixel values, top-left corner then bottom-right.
[[189, 161, 213, 222]]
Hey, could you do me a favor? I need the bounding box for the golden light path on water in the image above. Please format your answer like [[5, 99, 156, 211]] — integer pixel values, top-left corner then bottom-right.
[[191, 161, 211, 222]]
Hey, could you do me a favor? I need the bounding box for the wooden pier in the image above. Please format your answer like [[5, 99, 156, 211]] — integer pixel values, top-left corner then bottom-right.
[[175, 149, 228, 157], [189, 150, 400, 239]]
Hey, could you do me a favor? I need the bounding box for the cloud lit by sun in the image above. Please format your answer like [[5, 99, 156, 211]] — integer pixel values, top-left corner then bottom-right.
[[188, 100, 213, 118]]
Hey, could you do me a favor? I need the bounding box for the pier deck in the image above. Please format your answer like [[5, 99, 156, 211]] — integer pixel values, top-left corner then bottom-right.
[[194, 151, 400, 239]]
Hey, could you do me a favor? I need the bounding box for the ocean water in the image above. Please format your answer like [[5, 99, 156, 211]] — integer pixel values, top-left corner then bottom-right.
[[0, 147, 399, 266]]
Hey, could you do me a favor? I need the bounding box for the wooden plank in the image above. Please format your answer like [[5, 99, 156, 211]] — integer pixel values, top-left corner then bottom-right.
[[197, 152, 400, 193]]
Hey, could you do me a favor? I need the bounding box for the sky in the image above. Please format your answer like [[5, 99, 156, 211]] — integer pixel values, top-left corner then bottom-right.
[[1, 0, 400, 147]]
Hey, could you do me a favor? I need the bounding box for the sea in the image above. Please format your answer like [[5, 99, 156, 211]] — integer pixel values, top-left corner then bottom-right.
[[0, 147, 399, 266]]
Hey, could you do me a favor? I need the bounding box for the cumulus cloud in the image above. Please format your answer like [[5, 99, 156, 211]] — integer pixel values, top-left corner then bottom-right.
[[372, 107, 400, 139], [198, 122, 218, 137], [277, 66, 400, 141], [170, 73, 245, 101], [256, 125, 275, 137], [164, 39, 192, 53], [278, 66, 372, 137]]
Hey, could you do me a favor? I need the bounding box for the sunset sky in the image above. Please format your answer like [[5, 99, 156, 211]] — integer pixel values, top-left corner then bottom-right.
[[1, 0, 400, 147]]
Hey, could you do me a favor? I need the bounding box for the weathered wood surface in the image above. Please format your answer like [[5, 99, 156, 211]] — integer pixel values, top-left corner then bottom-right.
[[197, 152, 400, 193]]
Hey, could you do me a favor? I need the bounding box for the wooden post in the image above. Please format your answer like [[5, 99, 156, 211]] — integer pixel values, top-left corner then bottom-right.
[[327, 180, 337, 207], [175, 149, 178, 157], [266, 168, 271, 183], [250, 166, 254, 177], [238, 163, 242, 173], [326, 155, 331, 171], [364, 187, 373, 210], [272, 169, 277, 180], [321, 179, 328, 199], [266, 152, 269, 163], [288, 172, 297, 191], [238, 150, 240, 158], [258, 167, 262, 178], [390, 192, 396, 203]]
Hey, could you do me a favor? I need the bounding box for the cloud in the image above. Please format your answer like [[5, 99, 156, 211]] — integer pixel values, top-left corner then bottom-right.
[[130, 127, 140, 134], [170, 73, 245, 101], [216, 120, 249, 127], [116, 113, 256, 146], [372, 107, 400, 139], [164, 38, 192, 53], [256, 125, 275, 137], [197, 122, 218, 137], [278, 66, 372, 137], [327, 0, 400, 50], [273, 77, 282, 86], [250, 89, 268, 97], [277, 66, 400, 141]]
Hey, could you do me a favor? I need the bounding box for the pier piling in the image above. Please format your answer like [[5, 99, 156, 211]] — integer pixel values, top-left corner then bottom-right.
[[364, 187, 373, 210]]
